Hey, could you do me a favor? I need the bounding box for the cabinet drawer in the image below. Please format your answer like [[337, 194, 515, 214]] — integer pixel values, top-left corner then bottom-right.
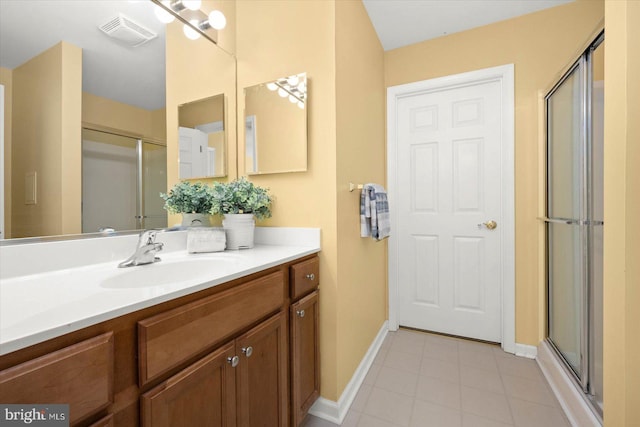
[[88, 414, 114, 427], [290, 257, 319, 300], [0, 332, 114, 426], [138, 271, 284, 386]]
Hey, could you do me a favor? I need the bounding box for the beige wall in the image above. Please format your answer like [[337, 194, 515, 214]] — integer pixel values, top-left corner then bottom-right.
[[83, 92, 166, 144], [1, 66, 12, 238], [385, 0, 604, 346], [335, 0, 386, 396], [235, 0, 341, 399], [603, 1, 640, 425], [11, 42, 82, 238]]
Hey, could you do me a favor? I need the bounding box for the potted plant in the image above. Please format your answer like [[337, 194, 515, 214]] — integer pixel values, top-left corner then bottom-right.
[[210, 177, 273, 249], [160, 181, 215, 227]]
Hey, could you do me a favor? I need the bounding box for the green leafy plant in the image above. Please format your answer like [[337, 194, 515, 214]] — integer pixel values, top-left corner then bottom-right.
[[210, 177, 273, 220], [160, 181, 215, 214]]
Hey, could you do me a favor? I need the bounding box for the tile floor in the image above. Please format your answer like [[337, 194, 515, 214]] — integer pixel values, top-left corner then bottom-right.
[[302, 328, 570, 427]]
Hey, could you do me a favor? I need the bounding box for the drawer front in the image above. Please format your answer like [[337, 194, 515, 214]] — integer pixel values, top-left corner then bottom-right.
[[138, 271, 284, 386], [88, 414, 114, 427], [0, 332, 114, 426], [290, 257, 319, 300]]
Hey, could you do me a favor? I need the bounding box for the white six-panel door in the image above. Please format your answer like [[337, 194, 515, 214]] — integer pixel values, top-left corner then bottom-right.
[[388, 65, 514, 346]]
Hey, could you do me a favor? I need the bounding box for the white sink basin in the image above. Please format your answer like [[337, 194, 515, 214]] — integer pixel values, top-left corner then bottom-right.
[[101, 255, 240, 289]]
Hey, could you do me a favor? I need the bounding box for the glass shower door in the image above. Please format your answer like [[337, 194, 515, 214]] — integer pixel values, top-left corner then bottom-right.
[[546, 60, 586, 381], [546, 32, 604, 417]]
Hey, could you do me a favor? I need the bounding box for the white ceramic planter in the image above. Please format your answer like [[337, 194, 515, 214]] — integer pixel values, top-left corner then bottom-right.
[[222, 213, 255, 249], [181, 213, 212, 227]]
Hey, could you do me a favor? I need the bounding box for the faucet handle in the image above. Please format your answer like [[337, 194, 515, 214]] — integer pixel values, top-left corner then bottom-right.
[[139, 229, 158, 245]]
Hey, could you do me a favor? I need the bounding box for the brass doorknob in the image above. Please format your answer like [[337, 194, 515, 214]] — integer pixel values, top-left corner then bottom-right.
[[484, 220, 497, 230]]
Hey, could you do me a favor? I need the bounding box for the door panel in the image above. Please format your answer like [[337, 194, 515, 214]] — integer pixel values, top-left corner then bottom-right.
[[397, 80, 503, 342]]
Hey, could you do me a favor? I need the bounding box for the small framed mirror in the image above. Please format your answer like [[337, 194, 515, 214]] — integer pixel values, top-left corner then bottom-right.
[[244, 73, 307, 175], [178, 94, 227, 179]]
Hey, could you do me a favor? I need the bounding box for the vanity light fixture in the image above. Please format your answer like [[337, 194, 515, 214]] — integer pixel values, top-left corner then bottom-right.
[[151, 0, 226, 43]]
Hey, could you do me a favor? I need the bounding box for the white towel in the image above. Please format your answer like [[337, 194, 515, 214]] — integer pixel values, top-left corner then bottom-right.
[[360, 183, 391, 241]]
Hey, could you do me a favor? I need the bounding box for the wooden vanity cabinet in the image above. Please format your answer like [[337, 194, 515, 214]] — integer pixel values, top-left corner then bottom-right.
[[0, 254, 320, 427], [289, 257, 320, 426]]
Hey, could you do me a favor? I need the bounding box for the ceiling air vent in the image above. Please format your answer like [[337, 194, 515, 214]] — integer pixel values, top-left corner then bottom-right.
[[99, 14, 157, 47]]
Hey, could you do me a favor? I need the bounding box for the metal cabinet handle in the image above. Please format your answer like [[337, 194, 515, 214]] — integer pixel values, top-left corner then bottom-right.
[[242, 346, 253, 358], [227, 355, 239, 367], [296, 309, 306, 318], [306, 273, 315, 281]]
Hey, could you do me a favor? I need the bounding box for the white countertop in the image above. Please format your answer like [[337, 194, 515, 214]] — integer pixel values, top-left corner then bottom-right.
[[0, 228, 320, 356]]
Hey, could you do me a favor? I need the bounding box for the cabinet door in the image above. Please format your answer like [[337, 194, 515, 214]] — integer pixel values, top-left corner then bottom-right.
[[290, 291, 320, 426], [236, 312, 288, 427], [141, 341, 236, 427]]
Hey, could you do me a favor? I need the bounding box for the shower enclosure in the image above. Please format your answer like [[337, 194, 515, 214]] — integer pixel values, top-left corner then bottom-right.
[[82, 128, 167, 233], [545, 32, 604, 418]]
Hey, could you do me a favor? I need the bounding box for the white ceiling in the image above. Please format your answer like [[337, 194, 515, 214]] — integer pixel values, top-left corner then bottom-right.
[[0, 0, 166, 110], [362, 0, 574, 51]]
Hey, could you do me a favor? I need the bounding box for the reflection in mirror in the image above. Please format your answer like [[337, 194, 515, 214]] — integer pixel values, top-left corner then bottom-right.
[[0, 0, 168, 239], [244, 73, 307, 175], [178, 94, 227, 179]]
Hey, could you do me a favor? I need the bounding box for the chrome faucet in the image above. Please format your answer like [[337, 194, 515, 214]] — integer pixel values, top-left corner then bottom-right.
[[118, 230, 164, 268]]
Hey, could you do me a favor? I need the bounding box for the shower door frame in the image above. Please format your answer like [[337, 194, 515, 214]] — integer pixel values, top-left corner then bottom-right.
[[81, 127, 167, 233], [544, 31, 604, 418]]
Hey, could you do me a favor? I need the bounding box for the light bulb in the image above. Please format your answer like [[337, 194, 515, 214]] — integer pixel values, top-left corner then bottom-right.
[[183, 21, 200, 40], [297, 101, 305, 109], [287, 75, 299, 86], [154, 1, 175, 23], [297, 81, 306, 92], [277, 88, 288, 98], [182, 0, 201, 11], [289, 95, 297, 103], [266, 82, 277, 91], [208, 10, 226, 30]]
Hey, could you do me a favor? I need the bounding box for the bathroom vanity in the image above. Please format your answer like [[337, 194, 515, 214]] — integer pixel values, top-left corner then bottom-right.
[[0, 228, 320, 427]]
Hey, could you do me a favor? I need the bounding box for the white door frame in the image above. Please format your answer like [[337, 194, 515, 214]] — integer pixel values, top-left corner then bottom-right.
[[387, 64, 515, 353]]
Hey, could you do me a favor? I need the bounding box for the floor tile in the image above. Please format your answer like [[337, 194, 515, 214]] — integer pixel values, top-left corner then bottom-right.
[[392, 330, 426, 355], [364, 363, 382, 385], [501, 374, 559, 407], [341, 410, 361, 427], [460, 364, 505, 395], [460, 385, 514, 424], [420, 356, 460, 382], [357, 414, 403, 427], [410, 400, 462, 427], [458, 347, 498, 372], [350, 383, 373, 412], [415, 375, 461, 409], [375, 365, 419, 397], [423, 338, 459, 361], [384, 349, 422, 373], [495, 355, 543, 381], [508, 397, 570, 427], [363, 387, 414, 427], [462, 412, 514, 427]]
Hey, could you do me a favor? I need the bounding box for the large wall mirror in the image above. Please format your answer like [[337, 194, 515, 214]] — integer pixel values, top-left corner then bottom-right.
[[244, 73, 308, 175], [0, 0, 235, 241]]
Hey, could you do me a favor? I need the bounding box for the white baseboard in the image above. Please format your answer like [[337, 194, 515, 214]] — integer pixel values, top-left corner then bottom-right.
[[514, 343, 537, 359], [536, 341, 602, 427], [308, 320, 389, 424]]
